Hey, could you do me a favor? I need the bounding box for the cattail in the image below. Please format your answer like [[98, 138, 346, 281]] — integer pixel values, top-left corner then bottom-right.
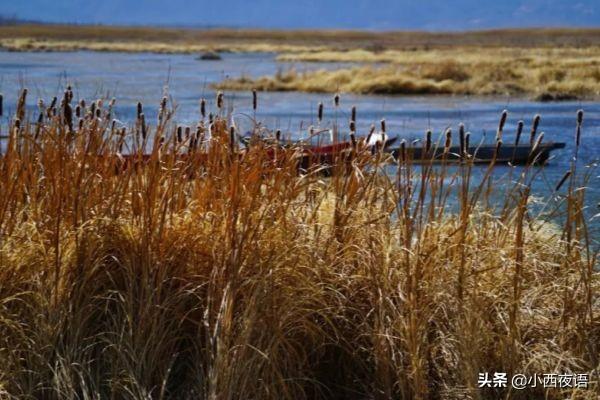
[[140, 113, 147, 140], [514, 120, 524, 146], [185, 126, 191, 140], [275, 129, 281, 142], [496, 109, 507, 142], [200, 98, 206, 118], [252, 89, 257, 111], [459, 123, 465, 155], [351, 105, 356, 123], [464, 132, 470, 155], [0, 93, 3, 117], [209, 113, 214, 124], [399, 139, 407, 162], [575, 109, 583, 147], [196, 124, 203, 140], [333, 93, 340, 107], [75, 105, 81, 118], [317, 102, 323, 123], [79, 99, 86, 109], [444, 128, 452, 150], [177, 126, 183, 143], [66, 85, 73, 102], [350, 131, 357, 148], [34, 112, 43, 139], [229, 126, 236, 152], [118, 127, 126, 152], [530, 114, 540, 145], [217, 91, 224, 110], [366, 124, 375, 144], [349, 120, 356, 133], [16, 88, 27, 121], [425, 129, 432, 153], [380, 119, 386, 134], [90, 101, 96, 116], [95, 108, 101, 119], [136, 102, 143, 119], [63, 101, 73, 132], [555, 170, 572, 191], [78, 118, 84, 131]]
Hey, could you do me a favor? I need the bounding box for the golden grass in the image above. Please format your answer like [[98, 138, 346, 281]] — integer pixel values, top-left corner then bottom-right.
[[217, 46, 600, 98], [0, 89, 598, 399]]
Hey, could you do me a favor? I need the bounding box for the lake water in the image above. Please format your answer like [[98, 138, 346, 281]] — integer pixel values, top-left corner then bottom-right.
[[0, 50, 599, 232]]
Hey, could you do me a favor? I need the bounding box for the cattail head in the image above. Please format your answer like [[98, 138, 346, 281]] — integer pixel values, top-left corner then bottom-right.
[[140, 113, 147, 140], [555, 170, 572, 191], [351, 105, 356, 123], [515, 120, 524, 146], [530, 114, 540, 145], [444, 128, 452, 150], [425, 129, 432, 153], [575, 109, 583, 147], [459, 123, 465, 155], [497, 109, 508, 140], [95, 108, 101, 119], [399, 139, 407, 162], [200, 98, 206, 118], [216, 91, 224, 110], [185, 126, 191, 140], [229, 126, 236, 151], [136, 102, 143, 119], [252, 89, 257, 111], [78, 118, 84, 131], [380, 119, 386, 134], [317, 102, 323, 123], [275, 129, 281, 142], [177, 126, 183, 143], [349, 120, 356, 133], [333, 93, 340, 107], [366, 124, 375, 144], [75, 105, 81, 118], [209, 112, 214, 124], [0, 93, 3, 117], [464, 132, 470, 155], [16, 88, 27, 121]]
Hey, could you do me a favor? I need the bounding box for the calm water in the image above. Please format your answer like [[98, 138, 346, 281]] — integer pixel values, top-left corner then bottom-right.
[[0, 50, 599, 233]]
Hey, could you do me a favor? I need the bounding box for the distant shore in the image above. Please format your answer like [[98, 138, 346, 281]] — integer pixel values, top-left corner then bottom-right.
[[2, 24, 600, 99]]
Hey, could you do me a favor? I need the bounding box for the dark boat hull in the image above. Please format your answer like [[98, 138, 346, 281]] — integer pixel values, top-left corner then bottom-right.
[[390, 142, 566, 165]]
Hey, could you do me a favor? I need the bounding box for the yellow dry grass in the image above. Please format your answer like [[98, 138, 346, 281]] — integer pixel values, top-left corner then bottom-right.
[[0, 88, 598, 399]]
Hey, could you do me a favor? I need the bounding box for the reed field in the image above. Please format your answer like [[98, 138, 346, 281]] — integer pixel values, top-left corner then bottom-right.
[[0, 88, 598, 400], [2, 25, 600, 99]]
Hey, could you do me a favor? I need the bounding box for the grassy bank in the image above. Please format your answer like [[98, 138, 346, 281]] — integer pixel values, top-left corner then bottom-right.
[[216, 46, 600, 99], [0, 89, 598, 399]]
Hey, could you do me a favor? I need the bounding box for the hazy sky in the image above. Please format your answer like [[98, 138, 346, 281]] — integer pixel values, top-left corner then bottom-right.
[[3, 0, 599, 30]]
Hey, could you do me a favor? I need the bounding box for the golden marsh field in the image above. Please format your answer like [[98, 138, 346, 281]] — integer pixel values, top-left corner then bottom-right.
[[0, 86, 598, 399]]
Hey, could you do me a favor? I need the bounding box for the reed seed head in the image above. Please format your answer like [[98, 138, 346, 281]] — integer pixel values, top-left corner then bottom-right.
[[200, 98, 206, 118], [317, 102, 323, 122], [444, 128, 452, 150], [530, 114, 540, 145], [217, 91, 224, 110], [555, 170, 572, 191]]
